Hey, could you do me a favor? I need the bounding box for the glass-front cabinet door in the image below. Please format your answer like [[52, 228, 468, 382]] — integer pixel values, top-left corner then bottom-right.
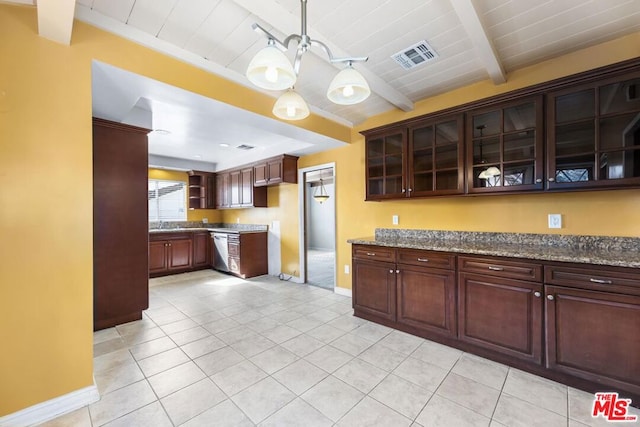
[[547, 72, 640, 190], [408, 114, 464, 196], [365, 128, 407, 200], [466, 96, 544, 193]]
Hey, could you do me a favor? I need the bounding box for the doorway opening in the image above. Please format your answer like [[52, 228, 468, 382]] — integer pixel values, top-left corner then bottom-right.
[[298, 163, 336, 290]]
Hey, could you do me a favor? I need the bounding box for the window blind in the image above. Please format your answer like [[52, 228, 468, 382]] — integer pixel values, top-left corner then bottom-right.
[[148, 179, 187, 221]]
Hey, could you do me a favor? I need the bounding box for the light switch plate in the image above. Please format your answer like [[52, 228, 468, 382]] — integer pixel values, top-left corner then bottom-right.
[[548, 214, 562, 229], [392, 215, 399, 225], [344, 265, 350, 274]]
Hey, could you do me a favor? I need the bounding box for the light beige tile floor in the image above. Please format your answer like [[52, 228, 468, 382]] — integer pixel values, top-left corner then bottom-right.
[[38, 270, 640, 426]]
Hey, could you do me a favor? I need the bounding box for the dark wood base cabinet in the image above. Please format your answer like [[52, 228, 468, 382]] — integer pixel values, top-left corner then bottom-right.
[[149, 231, 211, 277], [225, 233, 268, 279], [352, 244, 640, 404], [353, 259, 396, 322]]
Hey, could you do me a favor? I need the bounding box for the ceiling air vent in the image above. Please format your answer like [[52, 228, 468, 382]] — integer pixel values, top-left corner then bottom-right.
[[391, 40, 439, 70], [236, 144, 256, 150]]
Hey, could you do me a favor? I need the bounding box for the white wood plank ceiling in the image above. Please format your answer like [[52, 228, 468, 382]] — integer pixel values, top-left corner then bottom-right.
[[69, 0, 640, 125], [9, 0, 638, 168]]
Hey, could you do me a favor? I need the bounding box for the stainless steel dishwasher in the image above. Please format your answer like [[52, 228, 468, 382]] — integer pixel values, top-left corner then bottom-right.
[[212, 232, 229, 272]]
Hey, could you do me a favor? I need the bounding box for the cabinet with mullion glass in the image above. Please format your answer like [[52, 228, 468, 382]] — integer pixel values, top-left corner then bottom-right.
[[547, 71, 640, 190], [466, 96, 544, 193], [365, 128, 407, 200], [409, 114, 464, 197]]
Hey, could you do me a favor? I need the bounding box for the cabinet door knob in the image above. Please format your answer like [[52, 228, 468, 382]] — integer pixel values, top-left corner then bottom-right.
[[401, 189, 406, 193], [389, 269, 394, 274], [396, 269, 400, 274], [536, 178, 542, 183], [547, 294, 554, 300], [548, 177, 555, 182], [408, 188, 413, 192], [534, 291, 541, 298], [417, 258, 429, 262]]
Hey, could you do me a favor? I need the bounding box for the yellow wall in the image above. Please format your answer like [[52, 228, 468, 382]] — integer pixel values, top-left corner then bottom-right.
[[221, 185, 300, 276], [300, 32, 640, 292], [0, 5, 348, 416], [1, 1, 639, 416], [148, 168, 220, 223]]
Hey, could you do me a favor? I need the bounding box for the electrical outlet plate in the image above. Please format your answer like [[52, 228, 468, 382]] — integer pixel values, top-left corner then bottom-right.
[[344, 265, 350, 274], [548, 214, 562, 229], [392, 215, 399, 225]]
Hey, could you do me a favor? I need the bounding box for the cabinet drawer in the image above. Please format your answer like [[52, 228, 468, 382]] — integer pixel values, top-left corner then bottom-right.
[[352, 245, 395, 263], [397, 249, 455, 270], [545, 264, 640, 296], [459, 256, 542, 282]]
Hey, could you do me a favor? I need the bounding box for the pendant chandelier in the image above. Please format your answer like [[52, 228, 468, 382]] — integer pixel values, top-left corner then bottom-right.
[[313, 178, 330, 204], [246, 0, 370, 121]]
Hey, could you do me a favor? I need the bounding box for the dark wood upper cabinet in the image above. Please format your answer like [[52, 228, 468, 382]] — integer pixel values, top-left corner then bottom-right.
[[216, 167, 267, 209], [216, 172, 230, 209], [364, 114, 464, 200], [362, 58, 640, 200], [546, 71, 640, 190], [254, 154, 298, 186], [466, 96, 544, 193], [365, 127, 407, 200], [409, 114, 465, 196], [188, 170, 215, 209]]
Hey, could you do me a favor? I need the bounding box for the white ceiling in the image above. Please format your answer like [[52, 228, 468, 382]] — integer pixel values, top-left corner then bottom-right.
[[9, 0, 640, 171], [92, 61, 347, 171]]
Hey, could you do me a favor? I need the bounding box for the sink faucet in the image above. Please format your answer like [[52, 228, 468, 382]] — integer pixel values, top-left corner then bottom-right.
[[158, 220, 164, 230]]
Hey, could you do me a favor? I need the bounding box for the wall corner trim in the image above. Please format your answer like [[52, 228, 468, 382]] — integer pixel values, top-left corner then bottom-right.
[[334, 287, 352, 298], [0, 384, 99, 427]]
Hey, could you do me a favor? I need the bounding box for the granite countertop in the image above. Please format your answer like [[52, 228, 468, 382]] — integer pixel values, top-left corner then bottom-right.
[[348, 229, 640, 269], [149, 222, 268, 234]]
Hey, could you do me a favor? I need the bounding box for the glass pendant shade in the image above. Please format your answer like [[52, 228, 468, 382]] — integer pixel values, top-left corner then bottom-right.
[[246, 45, 297, 91], [313, 179, 330, 203], [327, 66, 371, 105], [272, 89, 310, 120], [478, 166, 501, 179]]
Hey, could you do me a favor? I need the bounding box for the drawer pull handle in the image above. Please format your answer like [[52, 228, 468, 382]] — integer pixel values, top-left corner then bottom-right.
[[366, 252, 376, 256], [589, 278, 613, 285], [417, 258, 429, 262], [488, 266, 504, 271], [547, 295, 554, 301], [534, 291, 541, 298]]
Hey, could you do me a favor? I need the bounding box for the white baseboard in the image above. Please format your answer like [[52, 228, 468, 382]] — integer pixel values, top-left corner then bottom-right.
[[0, 384, 99, 427], [334, 287, 352, 298]]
